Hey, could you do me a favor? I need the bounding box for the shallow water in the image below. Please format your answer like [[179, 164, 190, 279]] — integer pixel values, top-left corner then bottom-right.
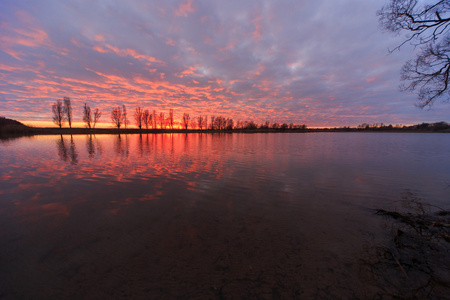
[[0, 132, 449, 298]]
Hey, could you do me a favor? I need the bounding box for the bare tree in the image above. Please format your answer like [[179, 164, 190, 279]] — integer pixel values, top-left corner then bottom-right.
[[64, 97, 72, 128], [197, 116, 204, 130], [211, 116, 227, 130], [93, 108, 101, 128], [261, 121, 270, 129], [143, 109, 150, 129], [149, 112, 154, 129], [134, 106, 143, 129], [168, 109, 174, 129], [52, 100, 66, 128], [122, 105, 128, 128], [226, 118, 234, 130], [378, 0, 450, 107], [84, 103, 101, 128], [182, 113, 190, 130], [210, 116, 216, 130], [244, 120, 258, 130], [83, 103, 92, 128], [159, 112, 165, 129], [111, 107, 123, 129], [190, 118, 197, 129], [218, 116, 227, 130], [153, 110, 157, 129]]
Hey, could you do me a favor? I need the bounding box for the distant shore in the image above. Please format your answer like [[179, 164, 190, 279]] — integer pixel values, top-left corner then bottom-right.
[[1, 126, 308, 136], [1, 116, 449, 138], [1, 125, 449, 138]]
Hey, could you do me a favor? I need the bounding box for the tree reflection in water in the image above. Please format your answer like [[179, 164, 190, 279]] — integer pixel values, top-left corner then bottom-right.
[[56, 135, 78, 165], [114, 134, 130, 157], [85, 134, 103, 158], [56, 135, 68, 162]]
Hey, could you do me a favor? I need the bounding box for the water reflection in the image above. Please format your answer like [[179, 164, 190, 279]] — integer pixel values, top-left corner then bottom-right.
[[85, 134, 102, 158], [56, 135, 68, 162], [113, 134, 130, 157], [56, 135, 78, 165], [1, 133, 449, 298]]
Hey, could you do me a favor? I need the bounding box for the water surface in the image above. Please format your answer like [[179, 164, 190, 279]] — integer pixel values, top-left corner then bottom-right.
[[1, 133, 449, 298]]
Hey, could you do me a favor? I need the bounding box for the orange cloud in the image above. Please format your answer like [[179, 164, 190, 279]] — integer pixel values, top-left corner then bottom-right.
[[175, 66, 200, 78], [92, 43, 164, 65], [93, 45, 108, 53]]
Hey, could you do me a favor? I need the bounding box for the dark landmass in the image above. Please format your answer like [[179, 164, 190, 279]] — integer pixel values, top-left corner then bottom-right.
[[0, 117, 26, 127], [0, 116, 35, 136], [1, 116, 449, 138]]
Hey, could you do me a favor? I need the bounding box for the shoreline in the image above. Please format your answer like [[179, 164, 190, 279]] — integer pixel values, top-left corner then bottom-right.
[[1, 126, 449, 139]]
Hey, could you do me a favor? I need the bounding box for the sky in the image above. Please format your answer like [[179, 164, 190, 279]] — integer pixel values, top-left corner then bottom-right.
[[1, 0, 449, 128]]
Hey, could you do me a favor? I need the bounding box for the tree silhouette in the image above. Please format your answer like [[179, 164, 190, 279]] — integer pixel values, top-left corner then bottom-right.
[[51, 100, 309, 132], [111, 107, 123, 129], [52, 100, 66, 128], [84, 103, 101, 128], [122, 105, 128, 128], [168, 109, 174, 129], [159, 112, 165, 129], [64, 97, 72, 128], [210, 116, 229, 130], [182, 113, 190, 130], [83, 103, 92, 128], [378, 0, 450, 107], [143, 109, 150, 129], [197, 116, 204, 130], [93, 108, 101, 128], [152, 110, 157, 128], [210, 116, 216, 130], [134, 106, 143, 129], [226, 118, 234, 130]]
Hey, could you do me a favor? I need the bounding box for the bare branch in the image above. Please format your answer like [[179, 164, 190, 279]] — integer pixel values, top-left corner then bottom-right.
[[379, 0, 450, 107]]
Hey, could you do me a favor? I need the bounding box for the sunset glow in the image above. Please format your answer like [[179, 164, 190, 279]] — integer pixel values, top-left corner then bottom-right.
[[1, 0, 449, 127]]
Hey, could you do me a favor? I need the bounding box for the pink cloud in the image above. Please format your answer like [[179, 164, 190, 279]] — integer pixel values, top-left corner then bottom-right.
[[94, 44, 165, 65], [252, 15, 263, 42], [166, 38, 175, 46], [175, 0, 195, 17]]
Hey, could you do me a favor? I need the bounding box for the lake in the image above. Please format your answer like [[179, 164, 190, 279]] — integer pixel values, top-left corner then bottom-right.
[[1, 132, 449, 299]]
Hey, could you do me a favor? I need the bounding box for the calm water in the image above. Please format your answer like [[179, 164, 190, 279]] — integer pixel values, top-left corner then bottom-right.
[[0, 133, 449, 299]]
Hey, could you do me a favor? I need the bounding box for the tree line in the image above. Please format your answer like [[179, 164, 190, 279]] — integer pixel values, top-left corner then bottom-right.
[[52, 97, 101, 129], [52, 98, 307, 131]]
